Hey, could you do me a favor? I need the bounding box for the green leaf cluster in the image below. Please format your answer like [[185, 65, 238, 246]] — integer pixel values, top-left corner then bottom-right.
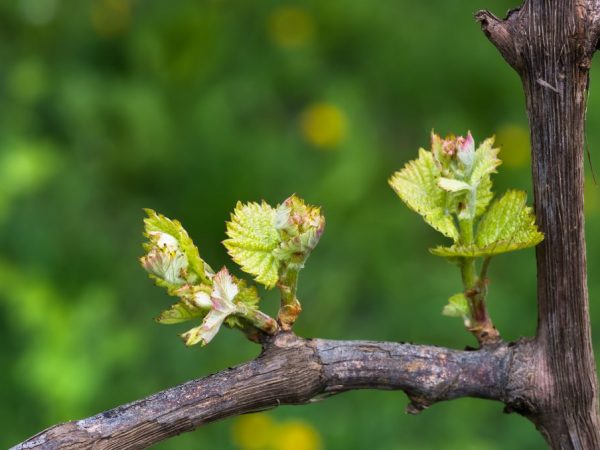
[[223, 194, 325, 288], [390, 132, 543, 330], [141, 209, 212, 291], [389, 149, 459, 240], [430, 190, 543, 257], [141, 194, 324, 346], [389, 132, 542, 257], [389, 132, 502, 241], [141, 210, 268, 347]]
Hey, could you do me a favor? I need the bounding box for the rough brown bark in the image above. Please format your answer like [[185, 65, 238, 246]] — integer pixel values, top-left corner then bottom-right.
[[477, 1, 600, 448], [11, 334, 534, 450]]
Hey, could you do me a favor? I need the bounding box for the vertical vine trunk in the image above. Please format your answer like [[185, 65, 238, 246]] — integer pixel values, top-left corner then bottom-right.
[[524, 5, 600, 447], [478, 1, 600, 448]]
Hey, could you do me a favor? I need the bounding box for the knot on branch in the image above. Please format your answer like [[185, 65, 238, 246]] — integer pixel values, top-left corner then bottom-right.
[[261, 330, 307, 350], [581, 6, 600, 68], [406, 395, 433, 415], [475, 9, 522, 70]]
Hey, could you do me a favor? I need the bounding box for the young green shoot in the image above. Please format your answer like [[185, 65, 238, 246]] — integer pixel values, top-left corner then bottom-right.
[[390, 131, 543, 345], [140, 195, 324, 348]]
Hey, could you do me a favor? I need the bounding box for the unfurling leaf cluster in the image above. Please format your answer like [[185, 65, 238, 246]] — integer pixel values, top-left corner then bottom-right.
[[389, 131, 543, 342], [140, 195, 324, 347], [221, 196, 324, 289]]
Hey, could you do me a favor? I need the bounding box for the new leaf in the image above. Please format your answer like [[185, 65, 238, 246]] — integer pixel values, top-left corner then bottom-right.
[[181, 267, 239, 346], [223, 201, 282, 288], [141, 209, 212, 290], [389, 149, 459, 241], [430, 190, 543, 257], [471, 137, 500, 217]]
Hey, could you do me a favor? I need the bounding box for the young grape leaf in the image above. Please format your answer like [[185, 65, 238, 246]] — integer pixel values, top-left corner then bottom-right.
[[389, 149, 459, 241], [470, 137, 501, 187], [442, 293, 471, 327], [224, 196, 325, 286], [223, 201, 282, 288], [430, 190, 543, 257], [141, 209, 212, 291], [156, 299, 207, 325], [181, 267, 239, 346], [438, 178, 471, 193], [470, 137, 500, 217], [475, 175, 494, 217]]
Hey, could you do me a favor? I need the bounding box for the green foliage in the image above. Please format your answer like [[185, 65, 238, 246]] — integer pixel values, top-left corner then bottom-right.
[[224, 195, 325, 288], [141, 209, 212, 290], [141, 195, 323, 346], [223, 201, 281, 288], [442, 293, 471, 327], [141, 209, 271, 347], [431, 190, 543, 257], [234, 278, 261, 310], [155, 298, 207, 325], [391, 132, 543, 333], [180, 267, 240, 346], [273, 195, 325, 270], [469, 138, 501, 197], [471, 138, 500, 217], [475, 175, 495, 217], [224, 194, 325, 329], [389, 149, 459, 240], [476, 190, 543, 251], [389, 132, 501, 243]]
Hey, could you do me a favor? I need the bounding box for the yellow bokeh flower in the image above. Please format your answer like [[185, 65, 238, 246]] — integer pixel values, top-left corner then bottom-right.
[[268, 6, 315, 48], [495, 124, 531, 169], [231, 414, 323, 450], [272, 420, 322, 450], [231, 413, 276, 450], [300, 102, 347, 150]]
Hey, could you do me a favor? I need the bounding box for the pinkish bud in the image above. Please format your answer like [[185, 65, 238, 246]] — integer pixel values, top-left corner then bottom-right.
[[456, 131, 474, 154], [441, 139, 456, 156], [456, 131, 475, 168]]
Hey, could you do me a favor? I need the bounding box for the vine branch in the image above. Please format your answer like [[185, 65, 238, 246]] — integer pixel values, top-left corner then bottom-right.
[[11, 333, 534, 450]]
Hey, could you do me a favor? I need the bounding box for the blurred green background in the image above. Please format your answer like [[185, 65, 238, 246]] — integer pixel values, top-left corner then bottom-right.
[[2, 0, 600, 448]]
